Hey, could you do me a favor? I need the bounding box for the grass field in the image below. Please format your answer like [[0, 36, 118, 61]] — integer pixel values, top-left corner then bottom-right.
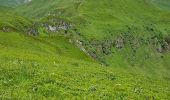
[[0, 0, 170, 99], [151, 0, 170, 11]]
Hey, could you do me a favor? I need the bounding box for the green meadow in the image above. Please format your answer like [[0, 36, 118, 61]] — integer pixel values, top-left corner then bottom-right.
[[0, 0, 170, 99]]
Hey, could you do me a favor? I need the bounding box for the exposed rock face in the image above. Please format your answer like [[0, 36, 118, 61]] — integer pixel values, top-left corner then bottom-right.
[[165, 36, 170, 51], [75, 40, 87, 52], [156, 44, 163, 53], [26, 28, 39, 36], [115, 36, 124, 49], [24, 0, 32, 3], [2, 26, 10, 32], [48, 25, 57, 31], [73, 29, 170, 66], [162, 42, 169, 51], [44, 22, 71, 33]]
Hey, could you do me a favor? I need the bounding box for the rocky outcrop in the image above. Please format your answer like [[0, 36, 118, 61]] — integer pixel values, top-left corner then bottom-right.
[[164, 36, 170, 51], [115, 36, 124, 49], [73, 27, 170, 66], [44, 22, 71, 33], [48, 25, 57, 32], [26, 28, 39, 36], [43, 18, 72, 33], [24, 0, 32, 3], [2, 26, 10, 32]]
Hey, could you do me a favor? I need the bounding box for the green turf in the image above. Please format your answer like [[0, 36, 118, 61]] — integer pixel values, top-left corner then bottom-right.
[[0, 0, 170, 99], [151, 0, 170, 11]]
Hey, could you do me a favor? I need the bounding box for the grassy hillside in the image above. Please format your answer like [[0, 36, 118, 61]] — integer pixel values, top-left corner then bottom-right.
[[151, 0, 170, 11], [14, 0, 79, 18], [77, 0, 170, 38], [12, 0, 170, 38], [0, 0, 170, 99], [0, 32, 169, 99], [0, 0, 25, 7]]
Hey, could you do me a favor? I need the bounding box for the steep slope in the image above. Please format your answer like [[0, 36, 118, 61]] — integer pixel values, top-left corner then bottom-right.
[[0, 32, 91, 61], [151, 0, 170, 11], [12, 0, 170, 66], [0, 0, 170, 99], [0, 0, 28, 7], [14, 0, 79, 18], [64, 0, 170, 67], [0, 32, 169, 99], [77, 0, 170, 37]]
